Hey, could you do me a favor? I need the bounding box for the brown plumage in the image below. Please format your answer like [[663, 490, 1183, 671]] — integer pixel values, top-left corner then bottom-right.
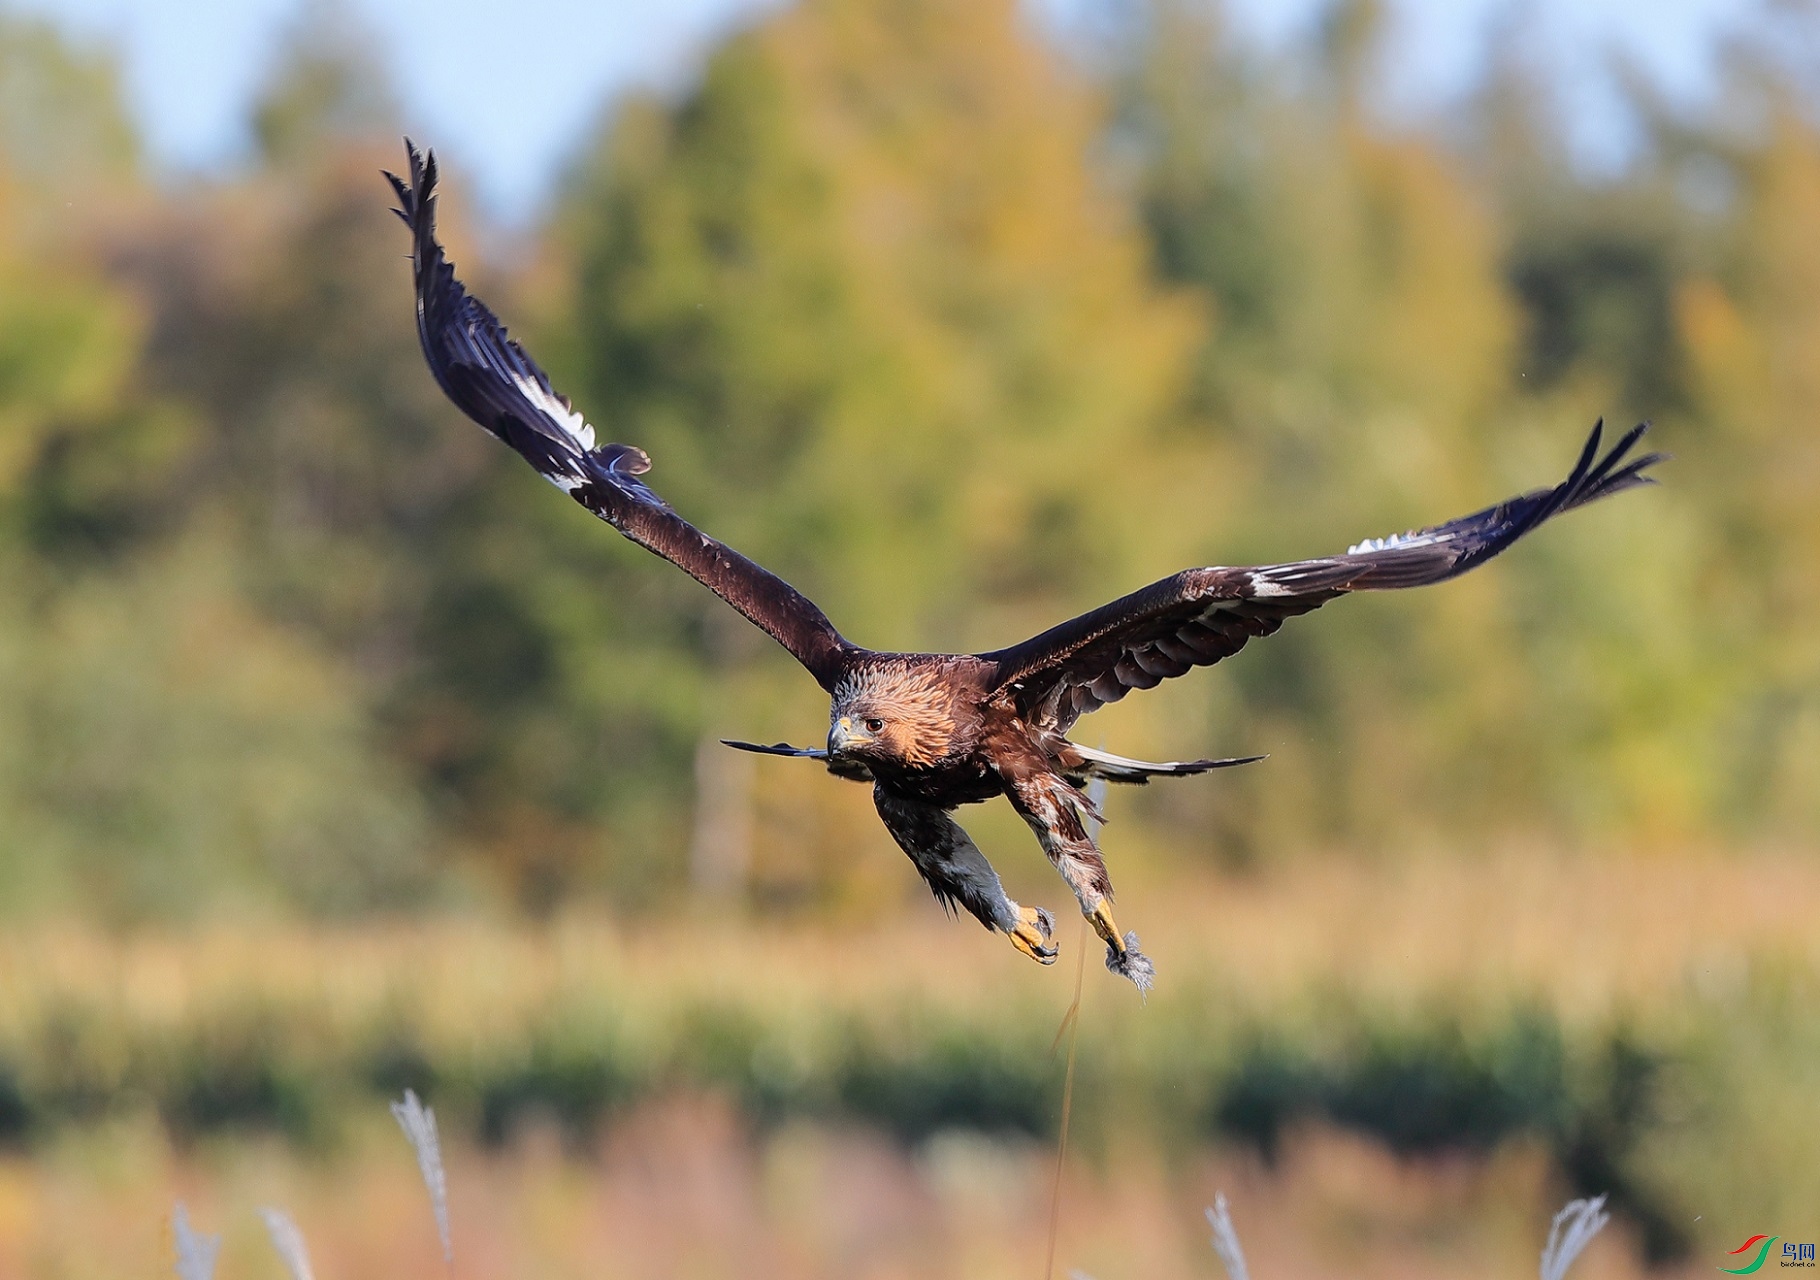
[[388, 142, 1664, 993]]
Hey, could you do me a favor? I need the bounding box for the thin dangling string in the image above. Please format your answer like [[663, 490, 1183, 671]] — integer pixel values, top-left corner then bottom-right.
[[1043, 912, 1089, 1280], [1045, 774, 1106, 1280]]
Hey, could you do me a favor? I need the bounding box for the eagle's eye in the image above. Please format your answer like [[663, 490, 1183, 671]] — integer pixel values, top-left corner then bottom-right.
[[864, 717, 885, 734]]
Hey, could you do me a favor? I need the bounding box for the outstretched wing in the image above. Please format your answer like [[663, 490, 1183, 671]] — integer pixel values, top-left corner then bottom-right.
[[385, 141, 860, 692], [984, 422, 1662, 731]]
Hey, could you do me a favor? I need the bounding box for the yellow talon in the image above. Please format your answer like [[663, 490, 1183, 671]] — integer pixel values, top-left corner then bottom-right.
[[1009, 905, 1057, 965], [1088, 899, 1125, 953]]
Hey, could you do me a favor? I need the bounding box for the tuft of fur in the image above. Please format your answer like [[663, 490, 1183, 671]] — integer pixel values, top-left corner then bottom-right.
[[1105, 930, 1155, 996]]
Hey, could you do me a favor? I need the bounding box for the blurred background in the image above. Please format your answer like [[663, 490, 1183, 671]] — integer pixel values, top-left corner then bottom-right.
[[0, 0, 1815, 1274]]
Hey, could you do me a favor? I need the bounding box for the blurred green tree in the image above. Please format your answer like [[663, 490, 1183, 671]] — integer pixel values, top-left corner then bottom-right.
[[0, 0, 1814, 923], [0, 14, 138, 194], [522, 0, 1203, 907], [0, 14, 429, 919], [1670, 85, 1820, 836], [1104, 0, 1733, 858], [253, 0, 400, 169]]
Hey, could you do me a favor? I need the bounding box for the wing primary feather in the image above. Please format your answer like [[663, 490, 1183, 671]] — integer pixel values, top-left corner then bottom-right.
[[389, 140, 860, 691], [983, 421, 1661, 732]]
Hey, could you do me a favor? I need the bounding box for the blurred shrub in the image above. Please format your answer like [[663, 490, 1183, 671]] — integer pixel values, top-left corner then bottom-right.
[[0, 537, 430, 919], [0, 908, 1810, 1264]]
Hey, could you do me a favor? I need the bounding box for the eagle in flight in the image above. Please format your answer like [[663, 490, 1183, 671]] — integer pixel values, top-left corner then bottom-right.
[[387, 143, 1661, 993]]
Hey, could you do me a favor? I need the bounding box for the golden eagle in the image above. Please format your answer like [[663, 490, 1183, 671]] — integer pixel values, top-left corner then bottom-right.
[[388, 143, 1661, 993]]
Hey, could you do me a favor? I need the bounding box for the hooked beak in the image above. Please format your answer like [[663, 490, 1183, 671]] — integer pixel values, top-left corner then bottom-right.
[[828, 716, 856, 756]]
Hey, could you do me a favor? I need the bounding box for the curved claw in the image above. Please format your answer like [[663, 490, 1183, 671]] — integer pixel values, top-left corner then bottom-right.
[[1008, 904, 1057, 965]]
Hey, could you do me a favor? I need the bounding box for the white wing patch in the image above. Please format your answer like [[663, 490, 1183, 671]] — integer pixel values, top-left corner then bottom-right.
[[1347, 529, 1452, 556], [1245, 573, 1292, 598], [510, 369, 597, 451]]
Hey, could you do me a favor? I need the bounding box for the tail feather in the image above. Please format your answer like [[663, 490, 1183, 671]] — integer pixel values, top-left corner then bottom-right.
[[1063, 742, 1265, 785]]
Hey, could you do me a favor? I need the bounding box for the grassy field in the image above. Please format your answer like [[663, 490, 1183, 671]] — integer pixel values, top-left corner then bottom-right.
[[1, 846, 1815, 1278]]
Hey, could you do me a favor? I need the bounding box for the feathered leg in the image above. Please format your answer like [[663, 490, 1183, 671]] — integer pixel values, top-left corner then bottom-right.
[[873, 786, 1056, 964], [1005, 774, 1155, 994]]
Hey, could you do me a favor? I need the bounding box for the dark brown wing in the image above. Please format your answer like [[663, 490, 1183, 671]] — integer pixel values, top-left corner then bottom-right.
[[386, 141, 860, 691], [983, 422, 1662, 731]]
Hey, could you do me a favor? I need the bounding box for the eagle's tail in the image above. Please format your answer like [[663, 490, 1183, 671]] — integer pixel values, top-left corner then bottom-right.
[[1061, 742, 1265, 786]]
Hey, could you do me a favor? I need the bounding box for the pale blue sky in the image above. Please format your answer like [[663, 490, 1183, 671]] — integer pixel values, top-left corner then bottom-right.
[[6, 0, 1758, 224]]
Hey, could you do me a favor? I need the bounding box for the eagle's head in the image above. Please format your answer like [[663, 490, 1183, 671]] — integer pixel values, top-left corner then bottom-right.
[[828, 662, 958, 770]]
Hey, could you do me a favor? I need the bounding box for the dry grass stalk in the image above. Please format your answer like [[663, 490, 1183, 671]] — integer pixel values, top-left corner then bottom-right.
[[258, 1206, 317, 1280], [1540, 1195, 1611, 1280], [171, 1203, 221, 1280], [1205, 1193, 1250, 1280], [1195, 1190, 1607, 1280], [391, 1088, 453, 1264]]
